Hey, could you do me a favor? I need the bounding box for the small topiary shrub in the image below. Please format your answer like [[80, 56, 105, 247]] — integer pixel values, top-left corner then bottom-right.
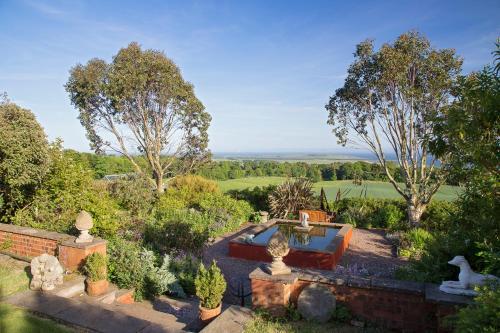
[[195, 261, 227, 309], [83, 252, 107, 282]]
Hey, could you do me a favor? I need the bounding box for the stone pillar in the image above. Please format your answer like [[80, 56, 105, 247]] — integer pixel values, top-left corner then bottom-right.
[[249, 267, 298, 316], [58, 238, 107, 272]]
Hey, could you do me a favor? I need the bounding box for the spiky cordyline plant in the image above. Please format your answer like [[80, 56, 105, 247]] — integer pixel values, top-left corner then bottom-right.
[[268, 178, 314, 219]]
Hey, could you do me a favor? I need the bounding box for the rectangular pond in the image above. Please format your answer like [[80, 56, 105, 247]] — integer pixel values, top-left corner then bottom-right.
[[229, 219, 352, 270], [251, 223, 340, 251]]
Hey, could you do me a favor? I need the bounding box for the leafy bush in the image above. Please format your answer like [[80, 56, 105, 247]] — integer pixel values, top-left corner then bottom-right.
[[141, 249, 185, 298], [148, 189, 252, 255], [399, 228, 434, 258], [170, 255, 201, 296], [268, 178, 315, 218], [0, 100, 49, 221], [226, 185, 276, 211], [167, 175, 219, 205], [12, 142, 120, 238], [195, 261, 227, 309], [453, 283, 500, 333], [420, 200, 457, 232], [144, 211, 210, 256], [373, 203, 406, 231], [108, 175, 155, 218], [107, 237, 147, 300], [83, 252, 107, 282]]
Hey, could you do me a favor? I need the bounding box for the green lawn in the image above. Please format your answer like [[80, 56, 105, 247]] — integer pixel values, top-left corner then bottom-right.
[[0, 303, 74, 333], [0, 258, 30, 298], [217, 177, 461, 201], [244, 313, 382, 333]]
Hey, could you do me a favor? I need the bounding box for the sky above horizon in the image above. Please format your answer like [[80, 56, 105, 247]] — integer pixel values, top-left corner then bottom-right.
[[1, 0, 498, 153]]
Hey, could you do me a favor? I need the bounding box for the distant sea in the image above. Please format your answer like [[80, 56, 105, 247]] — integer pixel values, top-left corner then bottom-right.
[[212, 151, 395, 163]]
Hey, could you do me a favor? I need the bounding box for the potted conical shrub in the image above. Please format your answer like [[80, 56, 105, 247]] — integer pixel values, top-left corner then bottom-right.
[[194, 260, 227, 323], [83, 252, 108, 296]]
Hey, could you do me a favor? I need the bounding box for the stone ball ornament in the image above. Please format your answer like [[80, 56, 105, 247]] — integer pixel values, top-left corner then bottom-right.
[[75, 210, 94, 243]]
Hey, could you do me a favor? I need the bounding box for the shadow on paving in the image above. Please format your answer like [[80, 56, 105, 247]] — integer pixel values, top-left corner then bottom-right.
[[4, 291, 184, 333]]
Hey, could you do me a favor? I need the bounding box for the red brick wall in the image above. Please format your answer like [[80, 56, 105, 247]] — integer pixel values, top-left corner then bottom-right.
[[0, 229, 58, 258], [250, 268, 466, 332], [0, 223, 107, 271]]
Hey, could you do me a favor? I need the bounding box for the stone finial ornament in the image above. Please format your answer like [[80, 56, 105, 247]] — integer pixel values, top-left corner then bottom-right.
[[260, 211, 269, 223], [75, 210, 94, 243], [30, 253, 64, 291], [264, 231, 291, 275], [440, 255, 499, 296]]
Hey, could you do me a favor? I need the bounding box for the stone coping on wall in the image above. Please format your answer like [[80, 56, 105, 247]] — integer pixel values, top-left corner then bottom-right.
[[231, 218, 352, 255], [250, 266, 473, 306], [0, 223, 106, 249], [0, 223, 73, 242]]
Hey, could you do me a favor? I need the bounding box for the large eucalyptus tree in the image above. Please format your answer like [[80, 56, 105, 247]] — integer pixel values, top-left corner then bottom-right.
[[66, 43, 211, 193], [326, 32, 462, 226]]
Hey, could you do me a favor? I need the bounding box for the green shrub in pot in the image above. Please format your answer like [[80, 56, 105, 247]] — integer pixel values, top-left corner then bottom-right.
[[194, 260, 226, 309]]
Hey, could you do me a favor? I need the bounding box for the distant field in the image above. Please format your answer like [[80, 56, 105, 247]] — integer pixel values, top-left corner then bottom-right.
[[217, 177, 461, 201]]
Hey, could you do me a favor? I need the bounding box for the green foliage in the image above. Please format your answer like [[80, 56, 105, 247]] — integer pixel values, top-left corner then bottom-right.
[[398, 229, 434, 258], [12, 142, 120, 238], [326, 31, 463, 226], [107, 237, 147, 300], [336, 198, 406, 229], [400, 57, 500, 282], [419, 200, 457, 232], [373, 203, 405, 231], [226, 185, 276, 212], [169, 255, 201, 296], [83, 252, 107, 282], [268, 178, 315, 218], [0, 100, 49, 221], [108, 175, 155, 218], [169, 175, 219, 196], [454, 283, 500, 333], [331, 304, 352, 323], [141, 249, 186, 299], [194, 261, 226, 309], [147, 180, 252, 255], [66, 42, 211, 193], [144, 210, 210, 256]]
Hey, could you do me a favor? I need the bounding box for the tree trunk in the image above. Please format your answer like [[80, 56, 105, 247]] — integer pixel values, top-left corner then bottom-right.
[[153, 170, 164, 194], [407, 201, 426, 228]]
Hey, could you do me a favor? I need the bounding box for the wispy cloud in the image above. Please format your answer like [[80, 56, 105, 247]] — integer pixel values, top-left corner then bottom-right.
[[24, 0, 67, 17]]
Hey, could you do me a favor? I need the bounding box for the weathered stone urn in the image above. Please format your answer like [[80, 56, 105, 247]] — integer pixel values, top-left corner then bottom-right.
[[264, 231, 291, 275], [75, 210, 94, 243]]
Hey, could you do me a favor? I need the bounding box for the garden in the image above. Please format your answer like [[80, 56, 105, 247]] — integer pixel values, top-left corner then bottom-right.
[[0, 32, 498, 333]]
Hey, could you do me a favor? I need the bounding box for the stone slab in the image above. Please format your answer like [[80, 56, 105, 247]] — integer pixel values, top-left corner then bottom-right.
[[249, 267, 298, 284], [200, 305, 253, 333], [371, 278, 424, 295], [5, 291, 71, 316], [52, 275, 86, 298], [424, 283, 474, 306]]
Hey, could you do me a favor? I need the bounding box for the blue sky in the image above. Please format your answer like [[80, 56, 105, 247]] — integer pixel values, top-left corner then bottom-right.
[[0, 0, 498, 153]]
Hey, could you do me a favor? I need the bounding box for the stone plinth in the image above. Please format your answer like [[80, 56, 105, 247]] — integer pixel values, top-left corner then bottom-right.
[[249, 267, 298, 316], [58, 238, 107, 272]]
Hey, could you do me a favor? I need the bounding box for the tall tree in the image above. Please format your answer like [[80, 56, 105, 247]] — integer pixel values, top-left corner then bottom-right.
[[326, 31, 462, 226], [0, 96, 49, 221], [66, 42, 211, 193]]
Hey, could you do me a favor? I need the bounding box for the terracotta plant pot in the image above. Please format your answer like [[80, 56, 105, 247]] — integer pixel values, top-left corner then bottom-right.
[[199, 303, 222, 323], [86, 279, 108, 296]]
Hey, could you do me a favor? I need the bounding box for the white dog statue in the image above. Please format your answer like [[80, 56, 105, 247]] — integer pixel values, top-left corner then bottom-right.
[[439, 255, 499, 296]]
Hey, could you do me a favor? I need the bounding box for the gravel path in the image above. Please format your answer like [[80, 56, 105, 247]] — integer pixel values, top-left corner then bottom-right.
[[203, 224, 407, 305]]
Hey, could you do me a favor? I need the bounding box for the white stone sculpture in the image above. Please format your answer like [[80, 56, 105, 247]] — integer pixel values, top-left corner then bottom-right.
[[30, 253, 64, 291], [300, 212, 310, 228], [439, 255, 499, 296], [75, 210, 94, 243]]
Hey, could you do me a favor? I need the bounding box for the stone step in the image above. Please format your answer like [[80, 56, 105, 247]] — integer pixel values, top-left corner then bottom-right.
[[97, 285, 118, 304], [115, 288, 135, 304], [52, 274, 86, 298]]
